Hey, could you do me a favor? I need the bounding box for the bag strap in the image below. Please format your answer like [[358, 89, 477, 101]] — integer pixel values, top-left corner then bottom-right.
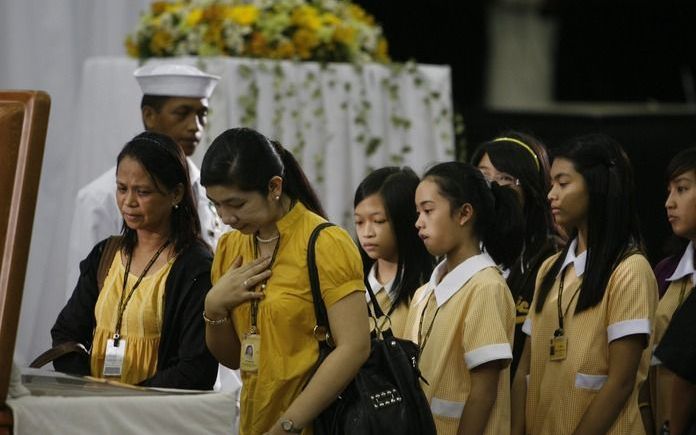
[[97, 235, 122, 291], [308, 223, 396, 345], [364, 275, 386, 319], [307, 223, 335, 332]]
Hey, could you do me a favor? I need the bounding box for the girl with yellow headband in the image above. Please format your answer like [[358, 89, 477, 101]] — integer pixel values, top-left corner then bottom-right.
[[471, 131, 564, 379]]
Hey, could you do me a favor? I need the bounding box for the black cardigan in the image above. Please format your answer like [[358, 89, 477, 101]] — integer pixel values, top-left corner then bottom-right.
[[51, 238, 217, 390]]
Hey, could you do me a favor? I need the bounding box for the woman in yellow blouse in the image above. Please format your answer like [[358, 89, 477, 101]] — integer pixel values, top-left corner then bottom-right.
[[200, 128, 370, 435], [52, 132, 217, 389], [511, 134, 657, 435], [353, 167, 435, 338]]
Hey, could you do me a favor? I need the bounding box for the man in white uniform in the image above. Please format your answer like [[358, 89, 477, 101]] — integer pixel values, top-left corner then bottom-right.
[[66, 64, 225, 297]]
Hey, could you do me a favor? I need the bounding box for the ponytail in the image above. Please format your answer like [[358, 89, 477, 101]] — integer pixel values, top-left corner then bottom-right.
[[484, 182, 525, 267], [423, 162, 524, 268], [270, 141, 326, 218]]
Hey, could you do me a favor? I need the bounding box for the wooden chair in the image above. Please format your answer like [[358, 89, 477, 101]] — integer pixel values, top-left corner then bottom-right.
[[0, 91, 51, 433]]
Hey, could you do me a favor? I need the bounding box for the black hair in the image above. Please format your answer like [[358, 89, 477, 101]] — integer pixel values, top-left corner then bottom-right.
[[354, 167, 435, 310], [200, 127, 326, 218], [423, 162, 524, 268], [140, 95, 170, 112], [471, 131, 558, 263], [666, 146, 696, 182], [535, 133, 643, 314], [662, 147, 696, 256], [116, 131, 204, 256]]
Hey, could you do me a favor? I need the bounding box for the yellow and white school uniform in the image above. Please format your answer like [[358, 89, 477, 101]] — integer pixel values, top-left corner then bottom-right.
[[524, 239, 657, 435], [404, 254, 515, 435], [650, 241, 695, 433], [366, 265, 409, 338]]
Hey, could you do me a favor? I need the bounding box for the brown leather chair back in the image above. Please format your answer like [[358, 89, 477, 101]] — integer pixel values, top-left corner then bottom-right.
[[0, 91, 50, 407]]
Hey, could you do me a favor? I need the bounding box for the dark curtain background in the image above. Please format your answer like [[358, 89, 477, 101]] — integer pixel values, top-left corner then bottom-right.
[[355, 0, 488, 109], [554, 0, 696, 102], [357, 1, 696, 263]]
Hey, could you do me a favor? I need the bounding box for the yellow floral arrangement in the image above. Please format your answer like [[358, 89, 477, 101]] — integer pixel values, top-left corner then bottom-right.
[[125, 0, 390, 63]]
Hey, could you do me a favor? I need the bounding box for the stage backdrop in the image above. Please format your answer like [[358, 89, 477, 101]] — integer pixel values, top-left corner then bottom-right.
[[66, 55, 453, 296], [0, 1, 454, 367]]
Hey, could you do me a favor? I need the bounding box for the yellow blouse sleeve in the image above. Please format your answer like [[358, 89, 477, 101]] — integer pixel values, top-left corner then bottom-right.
[[211, 231, 244, 285], [605, 253, 657, 343], [314, 225, 365, 308], [460, 276, 514, 369]]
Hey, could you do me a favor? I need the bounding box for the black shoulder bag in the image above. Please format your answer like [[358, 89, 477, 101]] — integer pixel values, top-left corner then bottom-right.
[[307, 223, 436, 435]]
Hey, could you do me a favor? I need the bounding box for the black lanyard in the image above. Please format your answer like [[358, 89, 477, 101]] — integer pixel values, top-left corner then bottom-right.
[[677, 280, 692, 308], [113, 240, 170, 346], [555, 267, 582, 337], [249, 235, 281, 332], [417, 292, 441, 364]]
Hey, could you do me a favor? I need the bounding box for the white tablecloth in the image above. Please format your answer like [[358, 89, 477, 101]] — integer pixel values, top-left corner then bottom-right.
[[8, 392, 237, 435], [6, 367, 237, 435], [75, 56, 454, 228]]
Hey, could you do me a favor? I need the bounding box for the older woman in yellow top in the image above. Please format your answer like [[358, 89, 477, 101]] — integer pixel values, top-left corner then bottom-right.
[[201, 128, 370, 435], [52, 132, 217, 389]]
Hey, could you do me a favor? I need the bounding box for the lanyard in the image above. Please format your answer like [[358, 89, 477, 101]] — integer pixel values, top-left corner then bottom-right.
[[555, 267, 582, 337], [113, 240, 170, 346], [417, 292, 441, 363], [249, 235, 281, 332], [677, 280, 693, 308]]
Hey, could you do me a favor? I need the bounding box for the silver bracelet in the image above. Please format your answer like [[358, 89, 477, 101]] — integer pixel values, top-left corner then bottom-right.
[[202, 311, 230, 326]]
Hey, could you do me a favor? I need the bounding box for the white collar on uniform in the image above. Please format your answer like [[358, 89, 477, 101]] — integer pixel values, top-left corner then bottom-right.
[[558, 238, 587, 278], [416, 253, 496, 308], [366, 263, 395, 302], [186, 157, 201, 186], [667, 241, 696, 285]]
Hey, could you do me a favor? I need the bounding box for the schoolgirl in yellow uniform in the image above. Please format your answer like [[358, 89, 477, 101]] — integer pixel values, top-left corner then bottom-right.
[[512, 134, 658, 435], [472, 132, 562, 379], [405, 162, 524, 435], [353, 167, 435, 338], [644, 147, 696, 434]]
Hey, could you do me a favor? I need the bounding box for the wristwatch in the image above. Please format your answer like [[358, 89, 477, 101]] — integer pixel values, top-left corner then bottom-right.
[[280, 418, 302, 433]]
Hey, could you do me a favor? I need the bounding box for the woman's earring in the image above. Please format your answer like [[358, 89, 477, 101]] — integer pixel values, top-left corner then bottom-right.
[[173, 203, 179, 210], [275, 195, 280, 200]]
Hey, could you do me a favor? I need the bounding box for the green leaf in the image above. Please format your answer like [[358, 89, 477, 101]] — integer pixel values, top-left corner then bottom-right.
[[366, 137, 382, 156]]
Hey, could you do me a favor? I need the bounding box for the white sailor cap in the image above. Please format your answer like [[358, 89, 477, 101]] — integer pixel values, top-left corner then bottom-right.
[[133, 63, 220, 98]]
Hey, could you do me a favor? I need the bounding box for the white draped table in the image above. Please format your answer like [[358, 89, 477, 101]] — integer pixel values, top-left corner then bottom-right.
[[75, 56, 454, 227], [6, 368, 237, 435], [8, 392, 237, 435]]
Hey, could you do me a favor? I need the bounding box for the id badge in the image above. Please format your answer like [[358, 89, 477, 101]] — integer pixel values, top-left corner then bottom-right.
[[549, 335, 567, 361], [240, 333, 261, 373], [103, 338, 126, 377]]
